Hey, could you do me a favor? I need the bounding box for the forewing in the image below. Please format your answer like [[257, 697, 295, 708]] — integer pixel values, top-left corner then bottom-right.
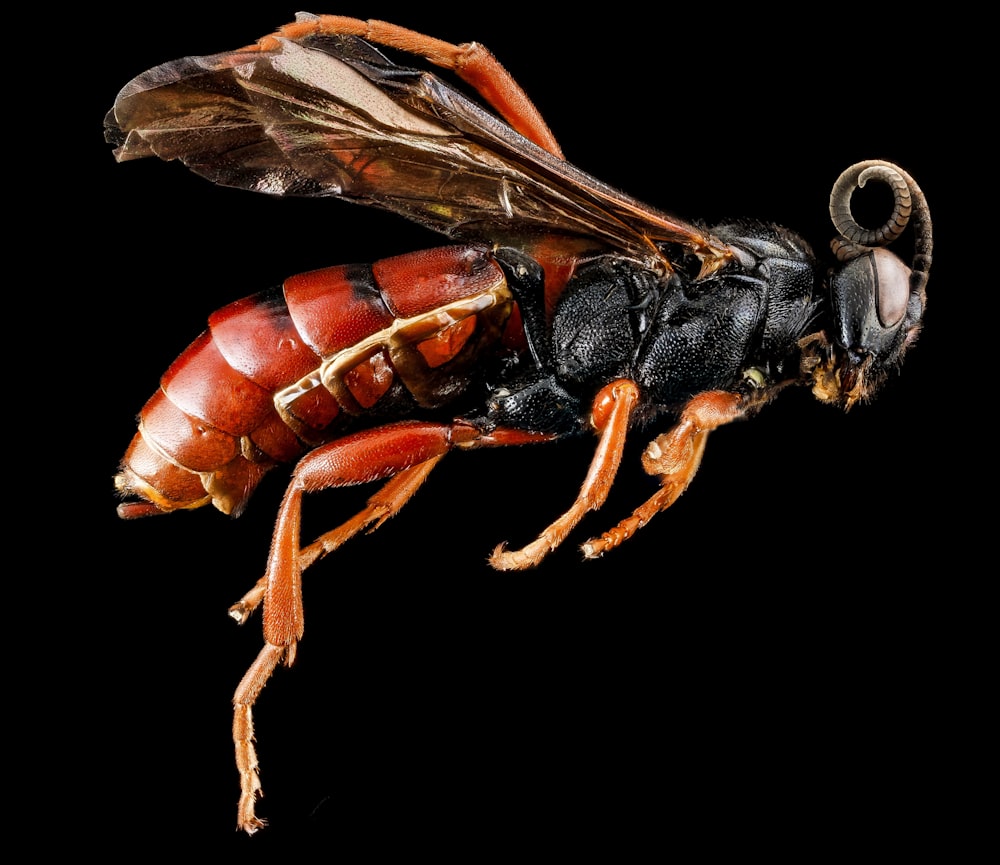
[[107, 32, 732, 271]]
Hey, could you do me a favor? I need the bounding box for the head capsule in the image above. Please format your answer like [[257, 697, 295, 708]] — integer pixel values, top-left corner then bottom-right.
[[807, 161, 932, 408]]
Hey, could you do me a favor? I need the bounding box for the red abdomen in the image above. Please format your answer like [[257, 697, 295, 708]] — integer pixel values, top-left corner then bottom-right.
[[116, 246, 515, 518]]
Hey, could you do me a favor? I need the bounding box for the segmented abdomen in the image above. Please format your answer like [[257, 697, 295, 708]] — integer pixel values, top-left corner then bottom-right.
[[116, 246, 514, 518]]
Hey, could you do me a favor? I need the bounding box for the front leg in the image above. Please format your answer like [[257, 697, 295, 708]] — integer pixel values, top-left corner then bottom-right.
[[581, 391, 748, 558]]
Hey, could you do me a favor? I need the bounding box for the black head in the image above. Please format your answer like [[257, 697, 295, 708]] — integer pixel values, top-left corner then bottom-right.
[[806, 161, 932, 409]]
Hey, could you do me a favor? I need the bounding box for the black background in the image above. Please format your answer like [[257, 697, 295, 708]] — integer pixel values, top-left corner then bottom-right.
[[74, 5, 972, 854]]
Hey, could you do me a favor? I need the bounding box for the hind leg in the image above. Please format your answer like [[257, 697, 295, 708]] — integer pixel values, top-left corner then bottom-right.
[[250, 14, 564, 157], [227, 457, 444, 625], [231, 419, 552, 832]]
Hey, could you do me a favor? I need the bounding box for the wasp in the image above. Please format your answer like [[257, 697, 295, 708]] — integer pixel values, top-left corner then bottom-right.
[[106, 14, 933, 832]]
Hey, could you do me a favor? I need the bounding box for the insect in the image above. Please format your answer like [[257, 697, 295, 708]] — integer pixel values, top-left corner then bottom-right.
[[106, 14, 932, 832]]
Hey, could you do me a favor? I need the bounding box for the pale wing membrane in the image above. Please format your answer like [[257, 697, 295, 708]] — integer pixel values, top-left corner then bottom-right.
[[107, 34, 729, 269]]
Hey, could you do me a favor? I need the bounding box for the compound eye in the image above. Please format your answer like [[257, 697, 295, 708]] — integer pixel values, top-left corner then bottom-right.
[[870, 248, 911, 328]]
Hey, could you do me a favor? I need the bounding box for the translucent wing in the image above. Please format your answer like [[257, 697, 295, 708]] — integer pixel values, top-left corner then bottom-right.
[[107, 30, 732, 273]]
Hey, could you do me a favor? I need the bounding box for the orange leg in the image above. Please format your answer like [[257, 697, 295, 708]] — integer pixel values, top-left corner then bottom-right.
[[581, 391, 748, 558], [227, 458, 444, 626], [249, 14, 564, 158], [490, 379, 641, 570], [231, 419, 551, 832], [233, 643, 284, 833], [299, 455, 444, 569]]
